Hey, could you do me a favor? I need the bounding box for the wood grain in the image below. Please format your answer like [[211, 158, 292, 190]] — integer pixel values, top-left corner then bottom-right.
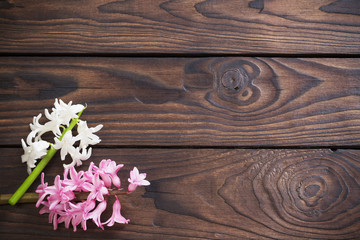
[[1, 57, 360, 147], [0, 0, 360, 54], [1, 148, 360, 239]]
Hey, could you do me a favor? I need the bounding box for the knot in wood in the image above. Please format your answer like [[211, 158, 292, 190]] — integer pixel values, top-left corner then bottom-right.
[[221, 69, 244, 91]]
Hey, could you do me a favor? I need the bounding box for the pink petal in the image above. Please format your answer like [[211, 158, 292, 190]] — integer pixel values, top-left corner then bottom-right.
[[99, 173, 112, 188], [87, 201, 107, 230], [128, 183, 137, 193], [104, 196, 129, 226], [111, 175, 121, 189]]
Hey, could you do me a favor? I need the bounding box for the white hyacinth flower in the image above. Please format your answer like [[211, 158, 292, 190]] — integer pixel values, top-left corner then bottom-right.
[[76, 120, 103, 149], [21, 99, 100, 174], [64, 147, 92, 168], [53, 131, 77, 160], [52, 98, 84, 126], [30, 112, 62, 140], [40, 99, 84, 138], [21, 131, 50, 174], [29, 113, 43, 134], [43, 108, 65, 137]]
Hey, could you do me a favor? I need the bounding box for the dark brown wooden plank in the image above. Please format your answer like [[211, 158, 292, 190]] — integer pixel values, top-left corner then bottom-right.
[[1, 148, 360, 239], [0, 0, 360, 54], [1, 57, 360, 147]]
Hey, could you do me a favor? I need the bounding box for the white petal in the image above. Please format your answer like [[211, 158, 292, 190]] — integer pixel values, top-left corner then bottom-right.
[[60, 146, 68, 160], [91, 124, 103, 132], [44, 108, 53, 121], [141, 180, 150, 186], [21, 138, 27, 149], [53, 137, 63, 150], [26, 130, 37, 145]]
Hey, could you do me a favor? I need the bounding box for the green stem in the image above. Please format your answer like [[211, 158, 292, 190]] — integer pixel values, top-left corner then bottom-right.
[[1, 193, 38, 205], [8, 109, 84, 206]]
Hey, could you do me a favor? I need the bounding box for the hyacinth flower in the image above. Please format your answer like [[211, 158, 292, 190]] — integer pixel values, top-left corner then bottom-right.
[[8, 99, 103, 206], [104, 195, 130, 226], [21, 131, 50, 174], [36, 160, 149, 231], [128, 167, 151, 192]]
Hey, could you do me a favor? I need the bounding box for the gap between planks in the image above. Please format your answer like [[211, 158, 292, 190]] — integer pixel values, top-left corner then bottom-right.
[[1, 53, 360, 59], [0, 144, 352, 152]]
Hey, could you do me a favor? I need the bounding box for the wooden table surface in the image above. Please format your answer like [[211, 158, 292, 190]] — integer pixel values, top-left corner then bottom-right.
[[1, 1, 360, 239]]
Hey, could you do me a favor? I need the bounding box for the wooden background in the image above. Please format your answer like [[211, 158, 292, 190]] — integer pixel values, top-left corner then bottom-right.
[[1, 0, 360, 239]]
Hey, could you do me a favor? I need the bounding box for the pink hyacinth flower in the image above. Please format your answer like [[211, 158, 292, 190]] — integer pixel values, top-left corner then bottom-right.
[[62, 166, 92, 192], [36, 160, 149, 231], [87, 200, 107, 230], [128, 167, 150, 192], [59, 200, 95, 232], [39, 201, 67, 230], [46, 175, 75, 210], [35, 172, 49, 208], [104, 195, 129, 226], [83, 173, 109, 202], [98, 159, 124, 188]]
